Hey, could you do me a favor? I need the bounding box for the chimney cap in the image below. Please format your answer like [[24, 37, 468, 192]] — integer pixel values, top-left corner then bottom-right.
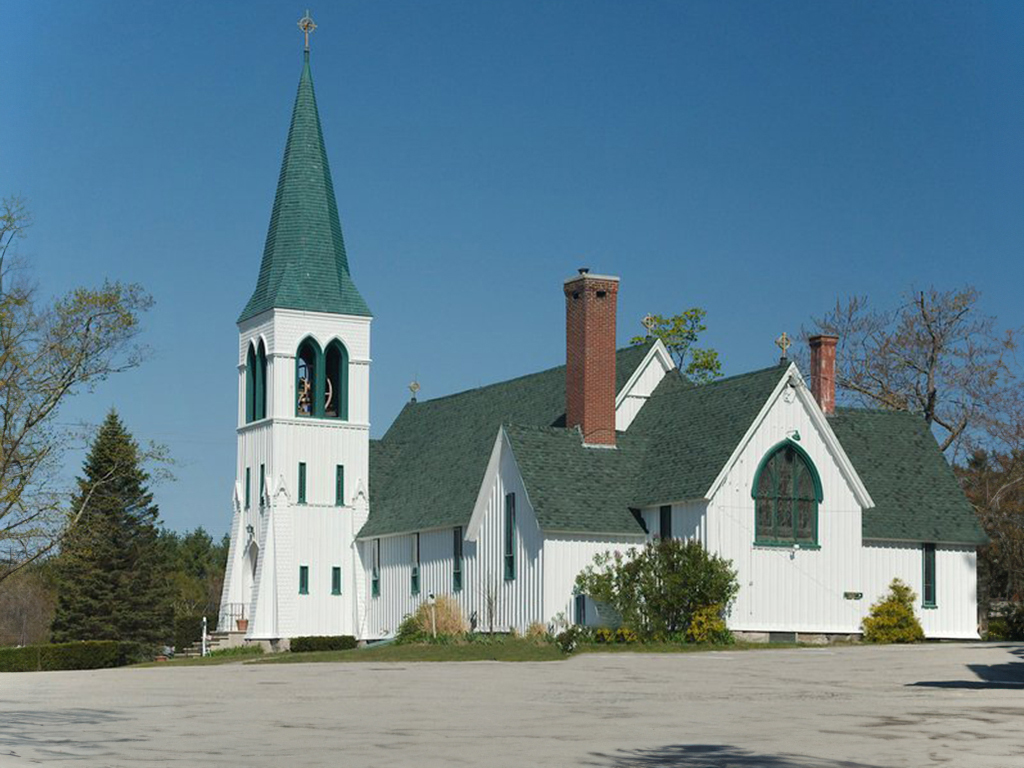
[[563, 272, 621, 285], [578, 267, 590, 275]]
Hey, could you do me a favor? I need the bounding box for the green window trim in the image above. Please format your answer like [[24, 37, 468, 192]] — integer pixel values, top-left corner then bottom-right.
[[245, 344, 256, 423], [298, 462, 307, 504], [245, 467, 251, 510], [751, 439, 823, 547], [411, 533, 420, 595], [254, 340, 267, 420], [331, 566, 342, 595], [504, 492, 516, 581], [922, 543, 937, 608], [371, 539, 381, 598], [295, 337, 350, 421], [298, 565, 309, 595], [659, 505, 672, 539], [335, 465, 345, 507], [575, 593, 586, 626], [259, 463, 266, 509], [324, 339, 350, 421], [453, 526, 463, 593]]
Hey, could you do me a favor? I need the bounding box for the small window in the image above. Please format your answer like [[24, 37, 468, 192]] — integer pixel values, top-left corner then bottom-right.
[[245, 467, 251, 510], [298, 462, 307, 505], [659, 505, 672, 539], [504, 493, 516, 581], [245, 344, 257, 423], [298, 565, 309, 595], [411, 533, 420, 596], [575, 593, 586, 626], [335, 465, 345, 506], [371, 539, 380, 598], [331, 566, 342, 595], [453, 526, 463, 593], [923, 543, 937, 608], [260, 464, 266, 508]]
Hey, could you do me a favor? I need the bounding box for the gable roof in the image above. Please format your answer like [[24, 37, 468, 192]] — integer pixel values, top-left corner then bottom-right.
[[360, 343, 653, 538], [239, 52, 371, 323], [503, 424, 647, 535], [363, 343, 983, 546], [829, 408, 986, 545], [627, 365, 786, 507]]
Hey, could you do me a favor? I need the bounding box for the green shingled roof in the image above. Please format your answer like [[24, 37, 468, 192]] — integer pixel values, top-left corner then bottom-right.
[[628, 365, 786, 507], [504, 424, 647, 535], [360, 343, 653, 538], [829, 408, 986, 545], [363, 344, 982, 546], [239, 52, 371, 323]]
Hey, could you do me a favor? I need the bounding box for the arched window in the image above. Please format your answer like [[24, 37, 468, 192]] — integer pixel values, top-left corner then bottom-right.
[[752, 441, 822, 546], [245, 343, 257, 423], [324, 339, 349, 420], [296, 338, 323, 417], [254, 340, 268, 420]]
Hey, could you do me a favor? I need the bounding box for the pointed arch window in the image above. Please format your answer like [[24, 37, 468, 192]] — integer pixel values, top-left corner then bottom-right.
[[296, 338, 323, 417], [254, 340, 267, 420], [245, 344, 257, 423], [245, 341, 268, 423], [324, 340, 349, 420], [752, 441, 823, 547]]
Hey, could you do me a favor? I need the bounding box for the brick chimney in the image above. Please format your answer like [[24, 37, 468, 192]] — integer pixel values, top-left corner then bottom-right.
[[808, 335, 839, 416], [564, 269, 619, 446]]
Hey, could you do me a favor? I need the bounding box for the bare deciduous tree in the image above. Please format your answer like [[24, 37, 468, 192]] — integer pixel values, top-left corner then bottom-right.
[[805, 287, 1018, 455]]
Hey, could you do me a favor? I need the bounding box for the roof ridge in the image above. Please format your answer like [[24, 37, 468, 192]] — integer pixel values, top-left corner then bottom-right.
[[414, 341, 653, 406]]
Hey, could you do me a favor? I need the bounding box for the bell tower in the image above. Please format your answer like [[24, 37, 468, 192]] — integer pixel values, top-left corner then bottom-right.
[[219, 13, 372, 640]]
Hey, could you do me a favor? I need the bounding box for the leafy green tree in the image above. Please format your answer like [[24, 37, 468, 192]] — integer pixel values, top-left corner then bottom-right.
[[575, 539, 738, 641], [630, 309, 722, 384], [160, 527, 230, 617], [50, 411, 173, 646], [0, 196, 153, 584]]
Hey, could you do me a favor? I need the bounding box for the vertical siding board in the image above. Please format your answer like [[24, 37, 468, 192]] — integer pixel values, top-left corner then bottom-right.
[[861, 541, 978, 639], [709, 387, 864, 634]]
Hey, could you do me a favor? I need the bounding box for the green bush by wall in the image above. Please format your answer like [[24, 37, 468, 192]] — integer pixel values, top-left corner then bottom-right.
[[290, 635, 357, 653]]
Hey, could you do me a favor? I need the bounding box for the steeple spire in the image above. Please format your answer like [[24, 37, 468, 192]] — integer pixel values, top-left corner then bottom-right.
[[239, 19, 371, 323]]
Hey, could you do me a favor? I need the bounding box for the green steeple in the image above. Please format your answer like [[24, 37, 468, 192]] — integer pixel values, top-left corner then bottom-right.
[[239, 51, 371, 323]]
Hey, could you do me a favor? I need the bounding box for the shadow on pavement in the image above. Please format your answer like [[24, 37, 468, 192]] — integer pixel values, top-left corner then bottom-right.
[[909, 644, 1024, 690], [585, 744, 885, 767]]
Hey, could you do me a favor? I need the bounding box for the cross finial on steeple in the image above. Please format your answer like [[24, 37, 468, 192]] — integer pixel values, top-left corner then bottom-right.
[[775, 332, 792, 362], [298, 10, 317, 52]]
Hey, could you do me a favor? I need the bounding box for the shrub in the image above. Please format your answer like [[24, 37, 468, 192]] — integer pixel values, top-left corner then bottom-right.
[[525, 622, 550, 642], [0, 641, 147, 672], [686, 604, 734, 644], [555, 625, 589, 654], [398, 596, 468, 642], [174, 615, 211, 653], [984, 618, 1008, 641], [0, 645, 41, 672], [290, 635, 357, 653], [1002, 603, 1024, 641], [575, 539, 739, 642], [862, 579, 925, 643]]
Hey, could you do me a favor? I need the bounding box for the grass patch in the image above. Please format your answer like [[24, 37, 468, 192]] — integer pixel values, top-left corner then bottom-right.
[[250, 638, 563, 664], [575, 641, 803, 654]]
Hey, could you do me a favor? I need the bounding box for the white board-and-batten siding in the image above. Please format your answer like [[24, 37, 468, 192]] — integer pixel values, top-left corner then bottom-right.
[[615, 342, 673, 432], [861, 541, 979, 639], [706, 377, 866, 635], [362, 432, 544, 638]]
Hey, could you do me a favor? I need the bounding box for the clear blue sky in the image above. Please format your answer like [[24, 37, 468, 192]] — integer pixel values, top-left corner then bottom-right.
[[5, 1, 1023, 537]]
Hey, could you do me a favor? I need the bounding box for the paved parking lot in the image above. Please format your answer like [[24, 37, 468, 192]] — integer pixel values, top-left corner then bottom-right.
[[0, 642, 1021, 767]]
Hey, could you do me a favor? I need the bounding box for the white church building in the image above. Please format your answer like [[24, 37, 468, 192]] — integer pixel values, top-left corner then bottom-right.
[[219, 37, 986, 644]]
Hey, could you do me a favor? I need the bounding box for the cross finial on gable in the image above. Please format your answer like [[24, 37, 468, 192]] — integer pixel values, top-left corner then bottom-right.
[[775, 332, 792, 361], [408, 380, 420, 403]]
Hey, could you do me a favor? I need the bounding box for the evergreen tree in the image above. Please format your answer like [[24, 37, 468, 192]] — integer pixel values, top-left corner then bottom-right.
[[51, 411, 173, 646]]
